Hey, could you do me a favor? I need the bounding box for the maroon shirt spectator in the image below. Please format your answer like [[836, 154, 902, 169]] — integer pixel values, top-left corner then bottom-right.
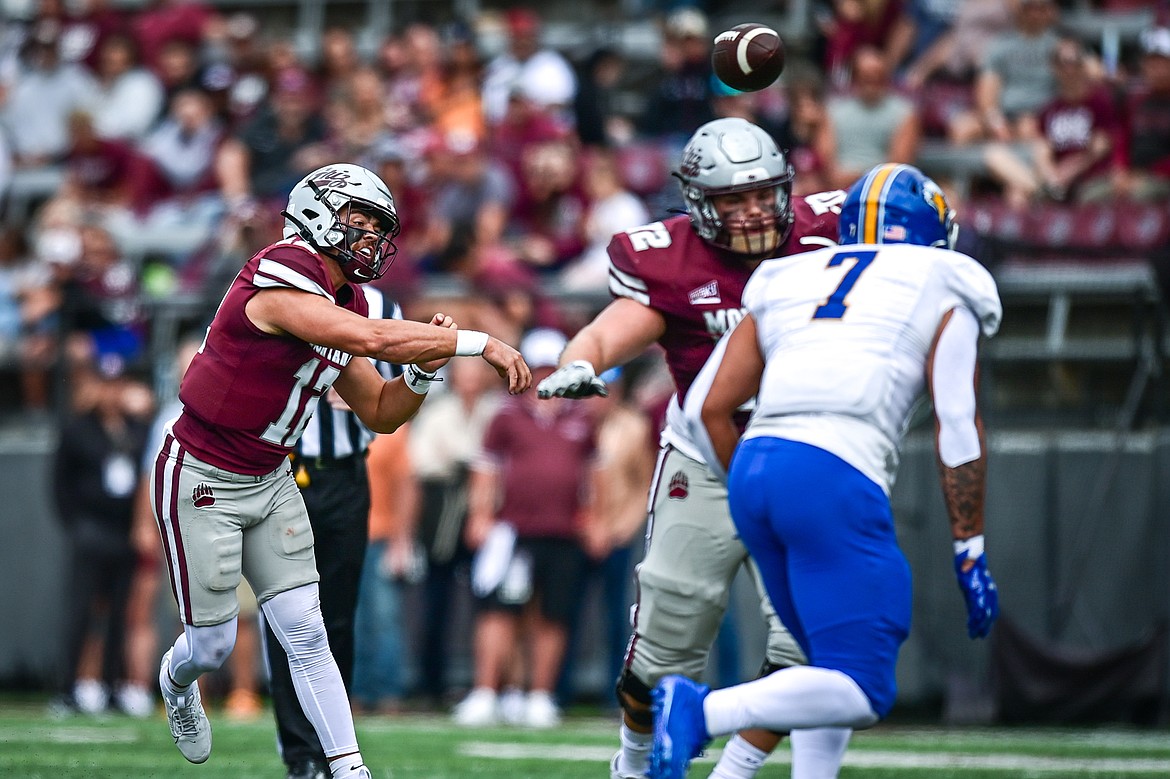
[[47, 0, 130, 72], [1036, 84, 1118, 185], [983, 38, 1118, 207], [487, 91, 572, 188], [458, 328, 599, 727], [65, 112, 154, 213], [821, 0, 905, 91], [477, 386, 598, 540], [509, 139, 586, 272], [132, 0, 216, 74]]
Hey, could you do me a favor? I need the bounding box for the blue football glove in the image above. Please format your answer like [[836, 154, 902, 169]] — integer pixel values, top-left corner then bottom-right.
[[953, 535, 999, 639]]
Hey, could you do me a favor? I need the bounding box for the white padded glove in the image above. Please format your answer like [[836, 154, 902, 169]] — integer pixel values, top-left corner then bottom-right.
[[536, 360, 609, 399]]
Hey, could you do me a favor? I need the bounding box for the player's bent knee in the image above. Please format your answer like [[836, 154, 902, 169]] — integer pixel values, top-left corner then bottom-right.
[[187, 621, 237, 673], [262, 584, 330, 654], [615, 668, 654, 731]]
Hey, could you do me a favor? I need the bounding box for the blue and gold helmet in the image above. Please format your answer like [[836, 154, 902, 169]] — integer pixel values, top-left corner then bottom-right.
[[839, 163, 957, 249]]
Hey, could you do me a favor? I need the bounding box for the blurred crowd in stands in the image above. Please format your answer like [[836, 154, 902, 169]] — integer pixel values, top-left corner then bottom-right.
[[2, 0, 1169, 718], [0, 0, 1167, 414]]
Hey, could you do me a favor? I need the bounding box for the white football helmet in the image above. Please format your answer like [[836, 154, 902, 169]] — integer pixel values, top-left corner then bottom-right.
[[282, 163, 400, 282], [675, 117, 795, 256]]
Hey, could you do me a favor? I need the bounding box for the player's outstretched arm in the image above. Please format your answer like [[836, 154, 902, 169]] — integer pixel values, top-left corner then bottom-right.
[[246, 288, 530, 394], [928, 307, 998, 639], [538, 298, 666, 399]]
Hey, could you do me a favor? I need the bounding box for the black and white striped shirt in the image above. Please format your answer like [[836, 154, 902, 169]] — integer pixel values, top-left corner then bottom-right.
[[296, 286, 403, 461]]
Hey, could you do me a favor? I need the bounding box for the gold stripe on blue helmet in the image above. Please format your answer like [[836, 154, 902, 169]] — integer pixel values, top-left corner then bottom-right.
[[860, 163, 902, 244]]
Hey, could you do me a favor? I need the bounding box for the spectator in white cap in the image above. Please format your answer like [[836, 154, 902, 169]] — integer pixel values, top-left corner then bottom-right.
[[481, 8, 577, 126], [455, 326, 604, 729]]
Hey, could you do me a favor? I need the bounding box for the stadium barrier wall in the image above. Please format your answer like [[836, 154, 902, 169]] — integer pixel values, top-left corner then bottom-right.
[[3, 429, 1168, 721]]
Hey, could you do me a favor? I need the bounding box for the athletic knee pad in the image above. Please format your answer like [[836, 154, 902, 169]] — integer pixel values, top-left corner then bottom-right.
[[615, 668, 654, 731]]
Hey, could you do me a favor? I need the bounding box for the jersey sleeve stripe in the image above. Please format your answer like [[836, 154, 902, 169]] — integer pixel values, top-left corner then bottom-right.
[[609, 265, 650, 304], [254, 259, 335, 302]]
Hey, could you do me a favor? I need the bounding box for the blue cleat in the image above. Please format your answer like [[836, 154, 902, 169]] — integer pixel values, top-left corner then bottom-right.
[[650, 675, 711, 779]]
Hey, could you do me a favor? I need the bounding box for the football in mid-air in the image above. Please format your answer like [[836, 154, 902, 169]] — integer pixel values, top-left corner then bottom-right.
[[711, 23, 785, 92]]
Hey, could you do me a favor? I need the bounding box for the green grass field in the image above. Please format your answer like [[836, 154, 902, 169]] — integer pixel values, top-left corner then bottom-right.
[[2, 700, 1169, 778]]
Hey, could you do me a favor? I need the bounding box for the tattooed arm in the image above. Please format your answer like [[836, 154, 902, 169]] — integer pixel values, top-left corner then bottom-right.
[[938, 428, 987, 549], [927, 307, 988, 544], [928, 307, 998, 639]]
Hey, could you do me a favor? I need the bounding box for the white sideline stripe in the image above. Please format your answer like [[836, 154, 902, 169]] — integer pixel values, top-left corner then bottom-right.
[[459, 742, 1170, 773]]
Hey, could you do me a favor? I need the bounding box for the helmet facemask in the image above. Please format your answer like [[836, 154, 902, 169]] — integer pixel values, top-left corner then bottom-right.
[[709, 181, 793, 255]]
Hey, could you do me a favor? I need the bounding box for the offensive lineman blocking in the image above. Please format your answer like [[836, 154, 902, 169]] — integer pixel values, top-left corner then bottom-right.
[[652, 163, 1001, 779], [150, 163, 529, 777], [538, 117, 852, 779]]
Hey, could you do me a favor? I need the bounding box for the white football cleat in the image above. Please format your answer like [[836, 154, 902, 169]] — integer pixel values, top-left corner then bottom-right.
[[452, 687, 499, 727], [159, 649, 212, 763]]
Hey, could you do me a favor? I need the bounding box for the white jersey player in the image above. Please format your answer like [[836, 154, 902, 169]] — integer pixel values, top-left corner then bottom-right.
[[651, 163, 1002, 779]]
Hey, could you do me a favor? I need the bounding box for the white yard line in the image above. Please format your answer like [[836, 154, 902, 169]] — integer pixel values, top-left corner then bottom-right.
[[461, 742, 1170, 774], [13, 726, 141, 744]]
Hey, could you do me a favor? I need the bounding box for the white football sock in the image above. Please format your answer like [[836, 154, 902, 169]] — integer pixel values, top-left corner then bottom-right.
[[263, 583, 359, 757], [708, 733, 768, 778], [790, 727, 852, 779], [618, 722, 652, 776], [704, 667, 878, 737]]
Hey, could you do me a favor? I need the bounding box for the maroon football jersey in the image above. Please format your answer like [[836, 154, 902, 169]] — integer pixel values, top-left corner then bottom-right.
[[174, 237, 369, 475], [607, 191, 843, 402]]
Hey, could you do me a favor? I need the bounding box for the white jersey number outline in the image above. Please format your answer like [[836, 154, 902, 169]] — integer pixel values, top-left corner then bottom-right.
[[261, 357, 340, 447]]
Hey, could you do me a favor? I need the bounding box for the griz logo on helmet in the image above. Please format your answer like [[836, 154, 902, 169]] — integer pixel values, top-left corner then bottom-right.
[[311, 168, 359, 189]]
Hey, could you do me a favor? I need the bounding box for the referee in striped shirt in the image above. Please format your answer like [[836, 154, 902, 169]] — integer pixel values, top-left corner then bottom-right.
[[264, 286, 404, 779]]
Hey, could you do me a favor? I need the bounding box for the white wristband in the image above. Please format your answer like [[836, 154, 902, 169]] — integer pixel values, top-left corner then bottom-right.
[[455, 330, 489, 357], [953, 534, 985, 559], [404, 364, 438, 395]]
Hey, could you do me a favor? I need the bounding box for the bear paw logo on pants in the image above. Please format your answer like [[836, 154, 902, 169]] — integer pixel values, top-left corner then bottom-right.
[[192, 483, 216, 508], [668, 471, 689, 500]]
